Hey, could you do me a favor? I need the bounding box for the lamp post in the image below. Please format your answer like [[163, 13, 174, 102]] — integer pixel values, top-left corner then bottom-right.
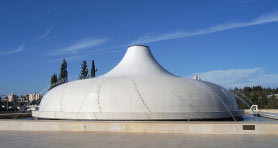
[[5, 95, 8, 111]]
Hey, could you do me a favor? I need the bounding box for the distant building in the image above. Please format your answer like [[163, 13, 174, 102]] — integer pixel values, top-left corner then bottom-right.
[[18, 96, 28, 102], [7, 93, 18, 102], [28, 93, 42, 102]]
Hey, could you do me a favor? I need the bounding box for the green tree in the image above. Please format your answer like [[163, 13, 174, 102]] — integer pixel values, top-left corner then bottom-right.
[[79, 60, 88, 79], [58, 59, 68, 84], [232, 86, 278, 109], [90, 60, 97, 78], [49, 73, 58, 90]]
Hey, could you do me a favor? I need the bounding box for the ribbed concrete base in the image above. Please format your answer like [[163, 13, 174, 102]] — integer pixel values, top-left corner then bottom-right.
[[0, 120, 278, 134], [32, 110, 244, 120]]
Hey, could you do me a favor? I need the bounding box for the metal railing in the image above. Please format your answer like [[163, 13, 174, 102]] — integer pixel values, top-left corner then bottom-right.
[[11, 101, 31, 119]]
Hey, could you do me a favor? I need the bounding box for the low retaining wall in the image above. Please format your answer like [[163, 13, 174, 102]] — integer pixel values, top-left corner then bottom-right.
[[0, 113, 32, 119], [244, 109, 278, 114], [0, 120, 278, 134], [244, 110, 278, 120], [258, 109, 278, 113]]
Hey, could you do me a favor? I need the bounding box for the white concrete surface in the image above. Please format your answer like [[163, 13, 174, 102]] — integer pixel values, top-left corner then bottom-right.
[[35, 45, 242, 120], [0, 131, 278, 148], [1, 120, 278, 134]]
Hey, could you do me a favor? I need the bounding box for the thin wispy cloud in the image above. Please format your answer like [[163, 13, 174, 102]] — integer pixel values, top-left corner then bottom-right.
[[47, 10, 51, 15], [132, 12, 278, 44], [85, 44, 128, 54], [188, 68, 278, 89], [240, 0, 258, 4], [47, 38, 107, 56], [47, 54, 87, 63], [48, 49, 123, 63], [36, 27, 53, 40], [45, 12, 278, 61], [91, 49, 123, 55], [47, 48, 123, 63], [0, 44, 24, 55]]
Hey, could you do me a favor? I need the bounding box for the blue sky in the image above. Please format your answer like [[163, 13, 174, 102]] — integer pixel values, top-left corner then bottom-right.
[[0, 0, 278, 95]]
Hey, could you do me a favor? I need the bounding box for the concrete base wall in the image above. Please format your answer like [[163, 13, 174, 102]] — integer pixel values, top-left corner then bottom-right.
[[32, 111, 243, 120], [0, 120, 278, 134]]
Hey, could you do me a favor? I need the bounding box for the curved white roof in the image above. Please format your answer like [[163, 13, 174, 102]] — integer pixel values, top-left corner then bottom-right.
[[33, 45, 243, 120]]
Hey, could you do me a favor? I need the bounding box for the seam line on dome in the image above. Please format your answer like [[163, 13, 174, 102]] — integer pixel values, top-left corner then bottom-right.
[[177, 96, 205, 118], [97, 85, 102, 112], [133, 80, 151, 113], [78, 91, 91, 113], [145, 113, 150, 119], [59, 86, 68, 112], [171, 90, 205, 118], [93, 112, 97, 119]]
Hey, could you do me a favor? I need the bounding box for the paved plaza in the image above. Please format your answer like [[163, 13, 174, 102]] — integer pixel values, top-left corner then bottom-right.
[[0, 131, 278, 148]]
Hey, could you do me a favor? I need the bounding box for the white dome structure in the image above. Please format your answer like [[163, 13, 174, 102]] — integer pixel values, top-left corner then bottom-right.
[[33, 45, 243, 120]]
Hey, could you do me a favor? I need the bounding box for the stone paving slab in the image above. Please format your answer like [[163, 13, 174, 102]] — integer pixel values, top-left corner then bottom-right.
[[0, 131, 278, 148]]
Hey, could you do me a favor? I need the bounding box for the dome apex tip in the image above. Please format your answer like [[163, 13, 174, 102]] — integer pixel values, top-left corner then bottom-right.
[[128, 45, 149, 48]]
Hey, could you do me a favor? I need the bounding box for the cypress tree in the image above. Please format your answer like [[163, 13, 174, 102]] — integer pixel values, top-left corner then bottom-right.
[[58, 59, 68, 84], [90, 60, 97, 78], [49, 73, 58, 90], [79, 60, 88, 79]]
